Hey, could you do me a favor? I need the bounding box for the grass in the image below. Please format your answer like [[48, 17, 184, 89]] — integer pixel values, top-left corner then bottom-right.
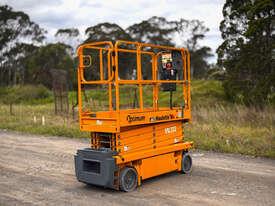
[[0, 103, 88, 138], [187, 80, 275, 158], [0, 80, 274, 158], [185, 104, 275, 158], [191, 80, 228, 106]]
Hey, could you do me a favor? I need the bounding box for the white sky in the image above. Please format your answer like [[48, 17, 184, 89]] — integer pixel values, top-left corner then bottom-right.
[[1, 0, 224, 63]]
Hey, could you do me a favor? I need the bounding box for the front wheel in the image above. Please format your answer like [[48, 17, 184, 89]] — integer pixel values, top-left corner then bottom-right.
[[119, 167, 138, 192], [181, 152, 192, 174]]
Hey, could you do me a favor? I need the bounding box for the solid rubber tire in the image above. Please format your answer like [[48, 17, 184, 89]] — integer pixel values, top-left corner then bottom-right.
[[119, 167, 138, 192], [181, 152, 192, 174]]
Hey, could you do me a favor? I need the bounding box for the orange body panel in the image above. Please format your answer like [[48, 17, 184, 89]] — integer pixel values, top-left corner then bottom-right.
[[118, 121, 183, 155], [140, 152, 180, 179]]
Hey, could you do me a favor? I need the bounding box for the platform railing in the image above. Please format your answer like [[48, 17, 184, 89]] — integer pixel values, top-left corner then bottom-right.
[[77, 40, 191, 122]]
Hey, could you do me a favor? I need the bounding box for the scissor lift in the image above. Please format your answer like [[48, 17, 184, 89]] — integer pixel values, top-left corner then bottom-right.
[[74, 40, 193, 191]]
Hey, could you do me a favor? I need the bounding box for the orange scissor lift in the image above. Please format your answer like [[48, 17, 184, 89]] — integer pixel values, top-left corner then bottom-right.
[[74, 40, 193, 191]]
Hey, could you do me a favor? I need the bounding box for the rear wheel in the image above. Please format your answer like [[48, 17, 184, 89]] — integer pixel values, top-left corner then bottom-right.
[[181, 152, 192, 174], [119, 167, 138, 192]]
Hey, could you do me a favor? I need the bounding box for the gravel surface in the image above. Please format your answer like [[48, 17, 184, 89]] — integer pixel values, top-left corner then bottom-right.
[[0, 130, 274, 206]]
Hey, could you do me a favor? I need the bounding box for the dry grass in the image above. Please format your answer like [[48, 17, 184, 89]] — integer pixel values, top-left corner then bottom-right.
[[0, 103, 274, 158], [185, 104, 275, 158], [0, 80, 274, 158], [0, 103, 88, 138]]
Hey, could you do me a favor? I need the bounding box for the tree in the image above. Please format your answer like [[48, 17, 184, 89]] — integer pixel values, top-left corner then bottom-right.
[[206, 64, 226, 80], [127, 17, 212, 78], [55, 28, 81, 54], [217, 0, 275, 105], [127, 16, 177, 46], [84, 23, 133, 79], [85, 23, 132, 43], [82, 17, 212, 80], [0, 5, 46, 86], [2, 43, 39, 85], [175, 19, 213, 78], [24, 43, 75, 89]]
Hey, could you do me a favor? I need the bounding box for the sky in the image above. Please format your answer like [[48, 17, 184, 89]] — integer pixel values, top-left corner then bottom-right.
[[1, 0, 224, 63]]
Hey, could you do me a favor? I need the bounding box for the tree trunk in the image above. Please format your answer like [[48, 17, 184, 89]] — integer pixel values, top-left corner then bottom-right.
[[8, 67, 11, 86], [9, 103, 13, 115]]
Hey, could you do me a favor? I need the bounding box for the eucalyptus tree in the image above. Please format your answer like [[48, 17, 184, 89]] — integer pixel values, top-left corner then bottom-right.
[[217, 0, 275, 105], [0, 5, 46, 86]]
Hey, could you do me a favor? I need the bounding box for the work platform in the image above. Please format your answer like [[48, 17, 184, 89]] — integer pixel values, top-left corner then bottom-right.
[[75, 40, 193, 191]]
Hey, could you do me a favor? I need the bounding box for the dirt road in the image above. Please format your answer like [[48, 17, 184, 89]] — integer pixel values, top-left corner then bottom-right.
[[0, 130, 274, 206]]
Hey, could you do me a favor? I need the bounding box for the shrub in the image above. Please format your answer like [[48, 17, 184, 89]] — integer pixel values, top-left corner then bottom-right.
[[0, 85, 52, 114], [16, 84, 51, 102]]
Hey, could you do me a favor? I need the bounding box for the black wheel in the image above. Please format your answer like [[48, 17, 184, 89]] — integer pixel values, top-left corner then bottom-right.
[[119, 167, 138, 192], [181, 152, 192, 174]]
